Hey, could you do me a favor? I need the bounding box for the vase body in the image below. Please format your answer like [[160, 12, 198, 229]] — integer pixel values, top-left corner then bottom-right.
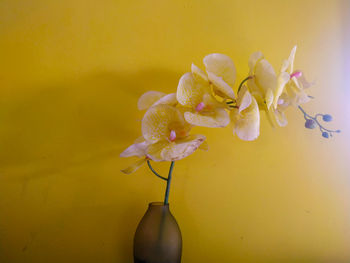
[[134, 202, 182, 263]]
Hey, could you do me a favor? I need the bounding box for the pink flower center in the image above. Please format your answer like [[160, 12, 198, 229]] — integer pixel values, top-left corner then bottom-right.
[[169, 130, 176, 142], [290, 71, 302, 79], [195, 102, 205, 112]]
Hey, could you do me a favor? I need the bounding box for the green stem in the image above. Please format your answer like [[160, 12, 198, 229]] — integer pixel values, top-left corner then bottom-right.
[[237, 76, 253, 94], [164, 161, 175, 205], [147, 160, 168, 180]]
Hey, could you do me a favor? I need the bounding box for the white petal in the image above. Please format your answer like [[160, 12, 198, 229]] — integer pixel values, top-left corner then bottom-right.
[[120, 141, 149, 158]]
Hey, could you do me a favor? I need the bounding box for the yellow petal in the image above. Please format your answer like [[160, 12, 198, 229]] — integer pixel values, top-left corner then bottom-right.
[[177, 72, 209, 107], [198, 140, 209, 151], [152, 93, 177, 107], [147, 140, 169, 161], [120, 141, 149, 158], [202, 93, 224, 108], [191, 63, 209, 84], [247, 78, 264, 102], [231, 96, 260, 141], [121, 158, 147, 174], [207, 72, 235, 99], [248, 51, 264, 72], [273, 108, 288, 127], [297, 72, 313, 89], [237, 86, 252, 113], [255, 59, 277, 93], [287, 45, 297, 74], [203, 53, 236, 87], [273, 71, 290, 109], [160, 134, 206, 161], [142, 104, 185, 143], [138, 91, 166, 110], [265, 88, 274, 109], [184, 108, 230, 128]]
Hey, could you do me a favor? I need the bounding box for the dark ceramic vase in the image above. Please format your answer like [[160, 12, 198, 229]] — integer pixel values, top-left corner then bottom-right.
[[133, 202, 182, 263]]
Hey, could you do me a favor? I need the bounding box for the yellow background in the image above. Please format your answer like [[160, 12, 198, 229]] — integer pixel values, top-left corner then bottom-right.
[[1, 0, 350, 262]]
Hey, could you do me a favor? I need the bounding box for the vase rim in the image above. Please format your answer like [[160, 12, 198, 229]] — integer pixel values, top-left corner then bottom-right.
[[149, 202, 169, 207]]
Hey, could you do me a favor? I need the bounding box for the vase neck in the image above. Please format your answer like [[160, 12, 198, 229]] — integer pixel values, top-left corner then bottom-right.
[[148, 202, 170, 212]]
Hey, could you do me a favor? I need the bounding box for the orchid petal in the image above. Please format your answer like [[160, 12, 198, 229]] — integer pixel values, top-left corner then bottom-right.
[[248, 51, 264, 72], [198, 140, 209, 151], [177, 72, 209, 107], [152, 93, 177, 107], [296, 71, 314, 89], [138, 91, 166, 110], [120, 141, 149, 158], [255, 59, 277, 93], [191, 63, 209, 84], [273, 109, 288, 127], [238, 87, 252, 113], [121, 158, 147, 174], [184, 108, 230, 128], [147, 140, 169, 161], [207, 72, 235, 99], [265, 88, 274, 109], [160, 134, 206, 161], [203, 53, 236, 87], [142, 104, 185, 143], [231, 95, 260, 141], [273, 71, 290, 109]]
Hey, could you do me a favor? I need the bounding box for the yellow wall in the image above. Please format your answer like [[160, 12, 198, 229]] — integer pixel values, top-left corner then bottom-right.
[[1, 0, 350, 262]]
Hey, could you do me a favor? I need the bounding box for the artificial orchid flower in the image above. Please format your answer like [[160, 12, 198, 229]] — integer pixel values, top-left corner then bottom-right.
[[247, 51, 290, 111], [273, 46, 313, 109], [120, 137, 150, 174], [191, 53, 236, 100], [230, 85, 260, 141], [177, 72, 230, 127], [142, 104, 207, 161]]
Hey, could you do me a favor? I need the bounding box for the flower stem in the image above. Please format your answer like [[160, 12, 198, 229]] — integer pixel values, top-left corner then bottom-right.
[[147, 160, 168, 180], [164, 161, 175, 205], [237, 76, 253, 94]]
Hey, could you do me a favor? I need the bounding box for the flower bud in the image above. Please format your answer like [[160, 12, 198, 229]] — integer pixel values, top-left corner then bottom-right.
[[322, 114, 332, 122], [322, 132, 329, 138], [305, 119, 316, 129]]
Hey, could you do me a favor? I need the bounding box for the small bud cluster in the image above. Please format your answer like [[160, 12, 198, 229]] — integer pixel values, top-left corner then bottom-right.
[[299, 106, 340, 138]]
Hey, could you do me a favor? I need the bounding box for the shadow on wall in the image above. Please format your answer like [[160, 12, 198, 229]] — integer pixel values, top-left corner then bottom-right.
[[0, 69, 181, 262], [0, 69, 180, 181]]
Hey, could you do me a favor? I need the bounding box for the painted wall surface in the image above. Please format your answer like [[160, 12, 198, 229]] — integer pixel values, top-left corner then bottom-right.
[[0, 0, 350, 262]]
